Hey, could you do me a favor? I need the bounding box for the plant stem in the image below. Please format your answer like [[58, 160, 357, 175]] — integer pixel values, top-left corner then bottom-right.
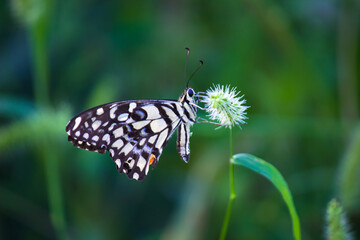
[[29, 14, 68, 239], [29, 21, 50, 106], [42, 144, 68, 240], [219, 128, 236, 240], [337, 0, 359, 128]]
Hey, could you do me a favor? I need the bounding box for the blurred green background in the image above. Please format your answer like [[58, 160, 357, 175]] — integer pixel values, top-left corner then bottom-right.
[[1, 0, 359, 239]]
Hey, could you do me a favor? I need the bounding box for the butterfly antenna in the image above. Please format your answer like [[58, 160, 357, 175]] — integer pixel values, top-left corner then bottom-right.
[[186, 60, 203, 88], [184, 47, 190, 87]]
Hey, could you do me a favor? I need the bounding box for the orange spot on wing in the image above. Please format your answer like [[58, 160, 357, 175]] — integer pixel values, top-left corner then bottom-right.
[[149, 154, 156, 166]]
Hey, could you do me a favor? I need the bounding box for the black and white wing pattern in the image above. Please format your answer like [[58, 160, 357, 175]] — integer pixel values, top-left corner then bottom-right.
[[66, 88, 198, 181]]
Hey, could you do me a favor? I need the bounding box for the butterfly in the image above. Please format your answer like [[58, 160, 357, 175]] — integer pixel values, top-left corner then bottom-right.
[[65, 88, 198, 181], [65, 49, 206, 181]]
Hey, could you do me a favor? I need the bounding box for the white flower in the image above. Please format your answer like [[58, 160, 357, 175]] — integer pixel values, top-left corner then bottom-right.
[[201, 84, 249, 128]]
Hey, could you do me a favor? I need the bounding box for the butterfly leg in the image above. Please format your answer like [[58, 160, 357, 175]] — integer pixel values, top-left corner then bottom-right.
[[195, 117, 227, 127]]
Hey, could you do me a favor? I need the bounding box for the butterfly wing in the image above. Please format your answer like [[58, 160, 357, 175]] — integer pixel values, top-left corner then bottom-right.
[[66, 100, 183, 180]]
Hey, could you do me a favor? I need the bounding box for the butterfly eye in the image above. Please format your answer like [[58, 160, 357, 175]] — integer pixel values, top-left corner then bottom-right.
[[187, 88, 195, 97]]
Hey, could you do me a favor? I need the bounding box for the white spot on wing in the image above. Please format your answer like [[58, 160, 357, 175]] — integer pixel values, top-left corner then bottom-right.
[[102, 133, 110, 144], [137, 157, 146, 171], [132, 120, 150, 130], [129, 103, 137, 112], [133, 173, 139, 180], [109, 149, 114, 157], [96, 108, 104, 115], [108, 123, 116, 131], [73, 117, 82, 130], [83, 133, 89, 139], [115, 159, 121, 168], [139, 138, 146, 146], [156, 129, 168, 149], [113, 127, 124, 138], [145, 162, 150, 175], [75, 131, 80, 137], [92, 120, 102, 130], [117, 113, 129, 121], [150, 119, 167, 133], [142, 105, 161, 119], [110, 106, 117, 119], [112, 139, 124, 149], [121, 143, 134, 155], [148, 135, 157, 144], [92, 135, 99, 142]]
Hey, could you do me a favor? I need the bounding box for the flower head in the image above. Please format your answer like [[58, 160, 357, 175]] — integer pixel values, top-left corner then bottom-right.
[[326, 199, 353, 240], [201, 84, 249, 128]]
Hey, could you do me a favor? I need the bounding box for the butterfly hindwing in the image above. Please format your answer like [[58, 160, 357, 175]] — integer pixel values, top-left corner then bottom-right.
[[66, 100, 183, 180], [111, 123, 179, 180]]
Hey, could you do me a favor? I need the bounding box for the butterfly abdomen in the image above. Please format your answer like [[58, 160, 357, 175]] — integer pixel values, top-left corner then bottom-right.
[[176, 123, 191, 162]]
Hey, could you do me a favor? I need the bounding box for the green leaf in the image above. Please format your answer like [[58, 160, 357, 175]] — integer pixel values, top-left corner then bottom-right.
[[232, 153, 301, 240]]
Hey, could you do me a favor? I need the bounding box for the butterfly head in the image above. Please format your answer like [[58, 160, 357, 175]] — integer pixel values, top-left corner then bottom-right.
[[187, 88, 195, 98], [180, 87, 199, 106]]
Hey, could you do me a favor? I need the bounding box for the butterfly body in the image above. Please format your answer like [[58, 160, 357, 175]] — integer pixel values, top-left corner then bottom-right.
[[66, 88, 198, 180]]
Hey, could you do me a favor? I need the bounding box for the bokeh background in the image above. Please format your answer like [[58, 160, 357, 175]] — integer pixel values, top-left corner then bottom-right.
[[1, 0, 359, 239]]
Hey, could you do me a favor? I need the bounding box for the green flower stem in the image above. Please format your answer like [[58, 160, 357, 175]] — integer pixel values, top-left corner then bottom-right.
[[219, 128, 236, 240]]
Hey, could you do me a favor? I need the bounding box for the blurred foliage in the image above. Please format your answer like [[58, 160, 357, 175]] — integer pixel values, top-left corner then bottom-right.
[[0, 107, 70, 150], [337, 124, 360, 212], [0, 0, 359, 239], [11, 0, 52, 27]]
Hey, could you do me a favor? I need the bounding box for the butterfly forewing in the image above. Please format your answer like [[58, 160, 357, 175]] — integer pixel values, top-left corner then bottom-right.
[[66, 100, 184, 180]]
